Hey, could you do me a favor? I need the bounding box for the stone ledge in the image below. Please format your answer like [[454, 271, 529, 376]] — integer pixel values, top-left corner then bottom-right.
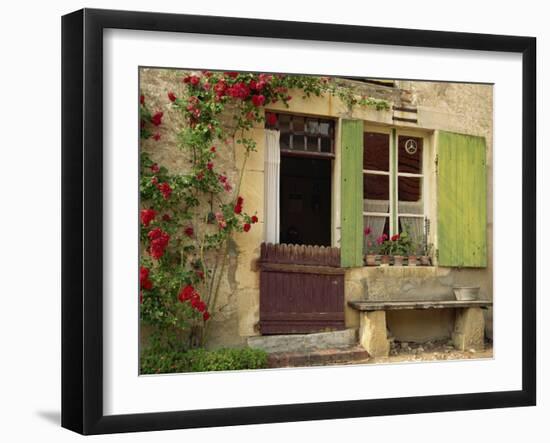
[[349, 300, 493, 311], [247, 328, 358, 353], [267, 346, 369, 368]]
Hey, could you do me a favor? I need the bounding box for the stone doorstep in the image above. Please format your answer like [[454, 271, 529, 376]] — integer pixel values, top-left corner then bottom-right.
[[268, 346, 369, 368], [247, 328, 358, 354]]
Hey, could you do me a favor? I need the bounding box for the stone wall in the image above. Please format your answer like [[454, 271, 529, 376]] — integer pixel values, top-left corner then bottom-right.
[[140, 68, 493, 347]]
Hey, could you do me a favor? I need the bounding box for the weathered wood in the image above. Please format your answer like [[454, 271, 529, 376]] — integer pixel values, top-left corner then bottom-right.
[[437, 131, 487, 267], [348, 299, 493, 311], [340, 119, 364, 267], [260, 242, 345, 334], [260, 262, 346, 275], [260, 242, 341, 267]]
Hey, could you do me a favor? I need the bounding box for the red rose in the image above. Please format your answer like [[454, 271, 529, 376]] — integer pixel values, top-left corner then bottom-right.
[[243, 223, 251, 232], [168, 91, 176, 102], [210, 146, 216, 153], [391, 234, 400, 241], [178, 285, 195, 303], [203, 311, 210, 321], [151, 176, 158, 185], [214, 81, 227, 98], [234, 204, 242, 215], [140, 208, 157, 227], [364, 227, 372, 236], [140, 94, 145, 105], [266, 113, 278, 126], [207, 162, 214, 170], [149, 229, 170, 260], [151, 111, 163, 126], [189, 75, 200, 86], [150, 163, 160, 173], [153, 132, 161, 141], [251, 215, 258, 224], [237, 196, 244, 206], [196, 172, 204, 181], [227, 82, 250, 100], [251, 94, 266, 107], [184, 226, 194, 237], [195, 300, 207, 313], [157, 182, 172, 200], [140, 266, 153, 290]]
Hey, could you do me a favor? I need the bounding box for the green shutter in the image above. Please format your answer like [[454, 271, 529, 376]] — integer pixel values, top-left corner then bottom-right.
[[340, 119, 364, 267], [437, 131, 487, 267]]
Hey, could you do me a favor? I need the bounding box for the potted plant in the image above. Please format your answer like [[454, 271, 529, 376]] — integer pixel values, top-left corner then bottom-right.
[[377, 233, 391, 265], [391, 233, 405, 266], [364, 226, 378, 266]]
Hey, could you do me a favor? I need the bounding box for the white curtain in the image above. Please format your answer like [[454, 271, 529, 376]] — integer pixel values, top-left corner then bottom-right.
[[264, 130, 280, 244], [363, 199, 389, 253]]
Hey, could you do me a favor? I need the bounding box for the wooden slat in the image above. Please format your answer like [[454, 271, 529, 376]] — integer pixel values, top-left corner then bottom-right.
[[340, 119, 364, 267], [348, 299, 493, 311], [437, 131, 487, 267], [260, 242, 340, 267]]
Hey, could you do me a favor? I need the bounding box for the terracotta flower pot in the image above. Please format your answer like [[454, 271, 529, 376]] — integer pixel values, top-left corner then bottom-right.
[[393, 255, 404, 266], [408, 255, 418, 266], [419, 255, 431, 266], [366, 254, 378, 266], [380, 255, 391, 265]]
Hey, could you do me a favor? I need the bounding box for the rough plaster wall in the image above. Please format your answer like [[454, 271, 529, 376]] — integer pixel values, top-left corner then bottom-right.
[[139, 68, 247, 348]]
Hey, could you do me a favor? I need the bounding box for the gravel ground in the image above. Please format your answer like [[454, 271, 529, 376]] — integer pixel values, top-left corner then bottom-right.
[[366, 338, 493, 365]]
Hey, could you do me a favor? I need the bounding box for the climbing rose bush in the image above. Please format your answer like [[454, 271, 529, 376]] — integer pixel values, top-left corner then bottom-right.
[[139, 70, 389, 350]]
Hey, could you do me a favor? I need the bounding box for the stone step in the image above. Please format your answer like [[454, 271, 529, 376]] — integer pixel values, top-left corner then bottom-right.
[[268, 346, 369, 368], [247, 328, 358, 354]]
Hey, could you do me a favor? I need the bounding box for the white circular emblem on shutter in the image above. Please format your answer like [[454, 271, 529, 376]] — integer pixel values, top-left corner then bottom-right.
[[404, 138, 418, 155]]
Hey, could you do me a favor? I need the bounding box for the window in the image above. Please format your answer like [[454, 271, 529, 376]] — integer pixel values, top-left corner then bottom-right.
[[272, 114, 335, 157], [363, 130, 426, 253]]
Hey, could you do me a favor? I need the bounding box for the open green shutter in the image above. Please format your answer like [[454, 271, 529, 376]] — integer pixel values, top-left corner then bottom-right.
[[340, 119, 363, 267], [437, 131, 487, 267]]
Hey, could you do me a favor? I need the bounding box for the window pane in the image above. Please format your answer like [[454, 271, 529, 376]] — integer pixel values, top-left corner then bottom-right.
[[364, 215, 389, 254], [305, 119, 319, 135], [398, 136, 423, 174], [306, 136, 319, 151], [278, 114, 290, 133], [280, 132, 290, 150], [292, 116, 304, 132], [364, 173, 389, 200], [320, 137, 331, 153], [398, 176, 422, 202], [319, 122, 330, 136], [364, 132, 390, 171], [292, 135, 305, 151], [399, 216, 424, 254]]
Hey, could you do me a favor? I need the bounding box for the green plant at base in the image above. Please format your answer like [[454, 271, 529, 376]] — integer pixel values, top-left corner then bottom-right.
[[140, 347, 269, 374]]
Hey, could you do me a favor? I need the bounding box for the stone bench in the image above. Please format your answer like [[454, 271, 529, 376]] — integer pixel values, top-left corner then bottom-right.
[[348, 300, 493, 357]]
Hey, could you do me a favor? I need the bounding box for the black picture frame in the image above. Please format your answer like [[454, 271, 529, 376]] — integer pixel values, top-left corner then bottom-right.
[[61, 8, 536, 435]]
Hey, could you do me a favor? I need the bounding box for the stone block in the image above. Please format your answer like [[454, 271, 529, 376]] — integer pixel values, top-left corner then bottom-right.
[[359, 311, 390, 357], [452, 307, 485, 351]]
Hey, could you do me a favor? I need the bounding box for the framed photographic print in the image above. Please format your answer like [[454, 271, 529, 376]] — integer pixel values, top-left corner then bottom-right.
[[61, 8, 536, 435]]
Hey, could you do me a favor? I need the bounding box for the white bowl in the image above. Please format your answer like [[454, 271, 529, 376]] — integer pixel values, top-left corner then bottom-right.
[[452, 286, 480, 301]]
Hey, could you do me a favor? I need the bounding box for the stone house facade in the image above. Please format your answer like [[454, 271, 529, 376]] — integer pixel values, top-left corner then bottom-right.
[[140, 68, 493, 351]]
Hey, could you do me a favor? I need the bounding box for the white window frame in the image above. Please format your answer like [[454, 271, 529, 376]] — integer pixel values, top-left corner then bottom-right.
[[363, 124, 431, 248]]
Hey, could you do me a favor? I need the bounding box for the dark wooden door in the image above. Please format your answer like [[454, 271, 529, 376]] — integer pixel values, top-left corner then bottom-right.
[[259, 243, 345, 334]]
